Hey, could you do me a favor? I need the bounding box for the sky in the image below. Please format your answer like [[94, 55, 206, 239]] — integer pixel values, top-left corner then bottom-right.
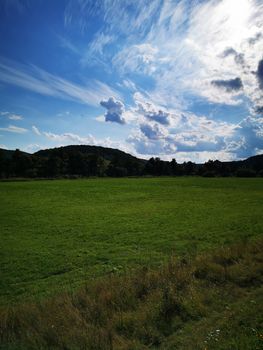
[[0, 0, 263, 163]]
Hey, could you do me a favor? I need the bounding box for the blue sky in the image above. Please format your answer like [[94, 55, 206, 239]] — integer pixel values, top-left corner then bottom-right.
[[0, 0, 263, 162]]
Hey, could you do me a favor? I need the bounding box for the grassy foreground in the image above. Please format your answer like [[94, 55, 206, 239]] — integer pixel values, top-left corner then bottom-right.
[[1, 238, 263, 349], [1, 177, 263, 304]]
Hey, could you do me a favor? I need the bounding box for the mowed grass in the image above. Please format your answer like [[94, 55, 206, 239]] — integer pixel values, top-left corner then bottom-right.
[[1, 177, 263, 304]]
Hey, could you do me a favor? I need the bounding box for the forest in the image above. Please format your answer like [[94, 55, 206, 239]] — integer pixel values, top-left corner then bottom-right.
[[1, 145, 263, 179]]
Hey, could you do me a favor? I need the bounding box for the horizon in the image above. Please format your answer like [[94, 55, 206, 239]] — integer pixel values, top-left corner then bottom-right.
[[0, 0, 263, 163], [2, 143, 262, 165]]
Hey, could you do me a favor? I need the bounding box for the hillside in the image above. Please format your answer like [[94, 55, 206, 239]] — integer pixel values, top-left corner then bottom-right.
[[35, 145, 145, 164], [0, 148, 29, 159], [0, 145, 263, 178]]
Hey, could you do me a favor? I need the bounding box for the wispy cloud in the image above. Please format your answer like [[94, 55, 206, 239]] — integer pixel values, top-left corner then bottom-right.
[[43, 131, 95, 144], [113, 44, 159, 75], [57, 35, 80, 55], [32, 125, 41, 136], [8, 114, 23, 120], [0, 57, 121, 106], [122, 79, 137, 91], [64, 0, 161, 36], [64, 0, 161, 70], [2, 0, 263, 162], [80, 32, 116, 68], [22, 143, 42, 153], [88, 32, 115, 56], [0, 111, 23, 120], [110, 0, 263, 109], [0, 124, 28, 133], [41, 128, 135, 155]]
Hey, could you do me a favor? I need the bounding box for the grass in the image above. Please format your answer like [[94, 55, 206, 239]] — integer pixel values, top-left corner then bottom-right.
[[1, 177, 263, 304], [1, 238, 263, 349]]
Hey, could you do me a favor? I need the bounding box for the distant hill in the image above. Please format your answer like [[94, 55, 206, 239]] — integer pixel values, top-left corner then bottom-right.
[[35, 145, 146, 164], [0, 148, 29, 160], [0, 145, 263, 178], [242, 154, 263, 170]]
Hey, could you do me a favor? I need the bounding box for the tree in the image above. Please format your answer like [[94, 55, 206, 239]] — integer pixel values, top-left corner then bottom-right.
[[12, 149, 33, 177]]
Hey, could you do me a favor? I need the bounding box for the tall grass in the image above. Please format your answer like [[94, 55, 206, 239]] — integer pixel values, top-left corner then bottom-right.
[[1, 238, 263, 349]]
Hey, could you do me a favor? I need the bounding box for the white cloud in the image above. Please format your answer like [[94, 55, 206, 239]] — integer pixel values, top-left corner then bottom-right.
[[41, 129, 135, 156], [95, 115, 105, 123], [64, 0, 161, 36], [80, 32, 116, 67], [232, 115, 263, 158], [122, 79, 137, 91], [88, 32, 115, 56], [32, 125, 41, 136], [127, 104, 263, 161], [57, 35, 80, 55], [170, 151, 237, 163], [2, 0, 263, 163], [100, 97, 126, 124], [113, 43, 159, 75], [136, 100, 171, 125], [0, 125, 28, 133], [22, 144, 42, 153], [43, 131, 95, 144], [8, 114, 23, 120], [127, 96, 242, 159], [140, 123, 168, 140], [64, 0, 162, 71], [0, 111, 23, 120], [0, 57, 121, 107], [111, 0, 263, 109]]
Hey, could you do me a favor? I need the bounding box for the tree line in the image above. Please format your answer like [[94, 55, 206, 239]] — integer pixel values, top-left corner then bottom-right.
[[0, 147, 262, 179]]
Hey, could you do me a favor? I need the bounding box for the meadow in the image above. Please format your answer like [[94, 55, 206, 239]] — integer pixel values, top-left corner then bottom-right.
[[1, 177, 263, 305]]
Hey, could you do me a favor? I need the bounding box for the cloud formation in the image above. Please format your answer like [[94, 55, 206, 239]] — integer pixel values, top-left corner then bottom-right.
[[140, 123, 168, 140], [32, 125, 41, 136], [1, 0, 263, 163], [255, 106, 263, 115], [64, 0, 160, 36], [0, 111, 23, 120], [0, 57, 120, 107], [100, 97, 125, 124], [40, 128, 135, 156], [221, 48, 245, 66], [0, 125, 27, 133], [43, 131, 95, 144], [136, 101, 170, 125], [104, 0, 263, 110], [257, 59, 263, 89], [211, 78, 243, 92]]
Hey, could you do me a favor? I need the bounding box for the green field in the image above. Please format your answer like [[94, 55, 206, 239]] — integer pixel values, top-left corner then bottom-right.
[[1, 177, 263, 304]]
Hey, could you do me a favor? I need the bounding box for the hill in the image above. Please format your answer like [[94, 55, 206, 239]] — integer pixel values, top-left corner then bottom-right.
[[0, 145, 263, 178], [35, 145, 145, 164], [0, 148, 29, 160]]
